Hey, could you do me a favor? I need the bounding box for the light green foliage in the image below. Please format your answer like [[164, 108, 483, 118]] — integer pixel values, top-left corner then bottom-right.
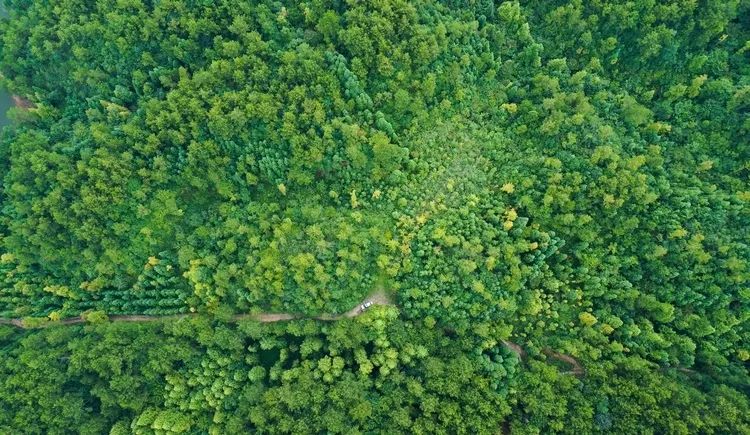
[[0, 0, 748, 433]]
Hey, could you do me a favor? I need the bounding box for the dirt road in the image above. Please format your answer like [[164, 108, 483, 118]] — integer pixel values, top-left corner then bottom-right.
[[0, 290, 395, 329], [0, 290, 585, 376], [500, 339, 584, 376]]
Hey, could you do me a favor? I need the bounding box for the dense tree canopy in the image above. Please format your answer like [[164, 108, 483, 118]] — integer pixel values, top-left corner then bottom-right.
[[0, 0, 748, 433]]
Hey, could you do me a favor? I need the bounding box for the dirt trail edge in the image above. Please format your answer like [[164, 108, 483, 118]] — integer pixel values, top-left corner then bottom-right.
[[0, 290, 586, 376], [0, 290, 395, 329], [502, 339, 584, 377]]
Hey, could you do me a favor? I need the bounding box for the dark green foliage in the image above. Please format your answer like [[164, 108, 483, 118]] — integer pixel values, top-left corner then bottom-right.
[[0, 0, 748, 433], [0, 313, 522, 434]]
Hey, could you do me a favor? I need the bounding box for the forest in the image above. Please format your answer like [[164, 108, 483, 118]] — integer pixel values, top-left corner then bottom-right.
[[0, 0, 748, 433]]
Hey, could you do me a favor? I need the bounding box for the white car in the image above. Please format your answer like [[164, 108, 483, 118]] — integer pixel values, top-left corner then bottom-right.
[[360, 301, 373, 311]]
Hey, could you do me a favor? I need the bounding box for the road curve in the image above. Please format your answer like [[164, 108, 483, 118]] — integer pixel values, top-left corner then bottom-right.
[[0, 290, 394, 329], [0, 290, 587, 377]]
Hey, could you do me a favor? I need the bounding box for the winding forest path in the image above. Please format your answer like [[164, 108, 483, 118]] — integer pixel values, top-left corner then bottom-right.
[[0, 289, 584, 376], [502, 340, 584, 376], [0, 289, 395, 328], [542, 349, 585, 376]]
